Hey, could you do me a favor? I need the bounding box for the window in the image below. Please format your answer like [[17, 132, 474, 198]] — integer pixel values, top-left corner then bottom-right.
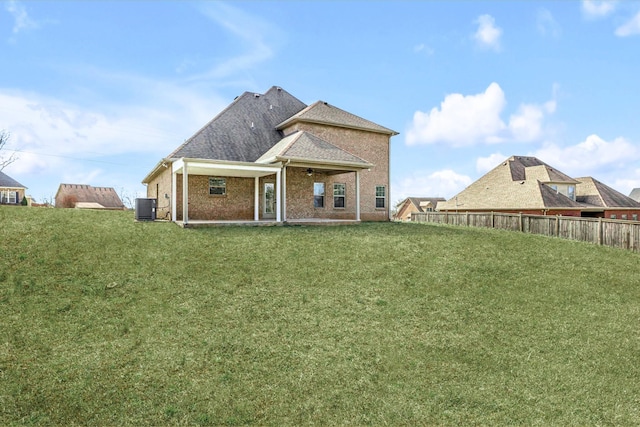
[[209, 177, 226, 195], [611, 214, 617, 219], [633, 214, 638, 221], [622, 214, 628, 220], [375, 185, 386, 209], [314, 182, 325, 208], [333, 183, 345, 208], [1, 191, 17, 204]]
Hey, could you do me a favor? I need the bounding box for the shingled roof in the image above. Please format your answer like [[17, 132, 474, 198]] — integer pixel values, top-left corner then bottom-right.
[[437, 155, 584, 211], [0, 170, 26, 189], [256, 131, 372, 168], [55, 184, 124, 209], [277, 101, 398, 135], [575, 177, 640, 208], [168, 86, 307, 162], [438, 155, 640, 212]]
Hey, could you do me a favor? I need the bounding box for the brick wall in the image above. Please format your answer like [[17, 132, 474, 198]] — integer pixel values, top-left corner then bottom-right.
[[147, 123, 392, 222], [282, 122, 391, 221]]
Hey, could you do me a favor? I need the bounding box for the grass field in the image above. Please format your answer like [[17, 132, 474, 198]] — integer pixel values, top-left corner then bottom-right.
[[1, 206, 639, 426]]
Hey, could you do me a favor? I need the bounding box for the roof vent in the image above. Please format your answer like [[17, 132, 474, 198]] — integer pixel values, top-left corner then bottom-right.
[[250, 122, 255, 129], [254, 93, 260, 98], [269, 104, 273, 110]]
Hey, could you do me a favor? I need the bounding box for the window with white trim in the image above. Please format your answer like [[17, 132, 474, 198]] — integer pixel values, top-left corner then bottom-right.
[[209, 177, 226, 195], [1, 190, 17, 204], [333, 183, 345, 208], [375, 185, 386, 209], [314, 182, 325, 208]]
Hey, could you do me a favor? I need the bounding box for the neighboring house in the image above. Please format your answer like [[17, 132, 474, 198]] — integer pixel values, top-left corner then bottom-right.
[[55, 184, 125, 210], [142, 86, 398, 225], [0, 170, 26, 205], [395, 197, 446, 221], [437, 155, 640, 219]]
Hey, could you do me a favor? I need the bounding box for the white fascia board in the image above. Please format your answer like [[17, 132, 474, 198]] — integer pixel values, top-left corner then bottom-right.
[[277, 156, 374, 170], [173, 158, 282, 177]]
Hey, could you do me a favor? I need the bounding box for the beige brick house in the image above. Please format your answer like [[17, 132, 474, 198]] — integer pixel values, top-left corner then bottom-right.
[[395, 197, 446, 221], [0, 170, 27, 205], [437, 155, 640, 219], [142, 86, 397, 225]]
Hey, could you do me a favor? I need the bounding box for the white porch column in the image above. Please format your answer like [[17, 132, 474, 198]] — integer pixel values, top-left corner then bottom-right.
[[171, 167, 177, 222], [182, 161, 189, 225], [276, 169, 282, 222], [355, 170, 361, 221], [254, 177, 260, 221], [282, 166, 287, 222]]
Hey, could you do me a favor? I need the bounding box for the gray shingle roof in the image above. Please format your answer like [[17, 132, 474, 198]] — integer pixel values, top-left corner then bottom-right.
[[0, 170, 26, 188], [257, 131, 372, 167], [168, 86, 307, 162], [630, 188, 640, 202], [277, 101, 398, 135]]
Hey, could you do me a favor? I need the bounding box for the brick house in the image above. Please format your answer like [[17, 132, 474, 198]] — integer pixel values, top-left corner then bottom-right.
[[394, 197, 445, 221], [142, 86, 397, 225], [0, 170, 26, 205], [437, 155, 640, 219]]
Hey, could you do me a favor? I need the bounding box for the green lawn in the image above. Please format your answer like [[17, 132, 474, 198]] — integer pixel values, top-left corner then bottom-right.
[[1, 206, 639, 426]]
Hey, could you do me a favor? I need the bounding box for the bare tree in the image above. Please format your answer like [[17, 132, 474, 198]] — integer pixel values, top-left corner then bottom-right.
[[0, 130, 18, 171]]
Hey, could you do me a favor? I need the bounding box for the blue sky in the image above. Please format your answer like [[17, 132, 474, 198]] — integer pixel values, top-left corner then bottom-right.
[[2, 1, 640, 205]]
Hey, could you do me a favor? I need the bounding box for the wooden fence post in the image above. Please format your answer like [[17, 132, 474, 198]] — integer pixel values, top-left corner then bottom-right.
[[491, 211, 495, 229], [555, 215, 560, 237], [597, 217, 602, 245], [519, 212, 523, 232]]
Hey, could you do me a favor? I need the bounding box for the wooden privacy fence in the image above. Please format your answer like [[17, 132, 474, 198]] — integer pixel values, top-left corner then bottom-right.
[[411, 211, 640, 253]]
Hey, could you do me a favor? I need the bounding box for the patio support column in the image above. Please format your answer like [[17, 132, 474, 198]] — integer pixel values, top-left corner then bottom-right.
[[254, 177, 259, 221], [276, 169, 282, 222], [355, 170, 361, 221], [171, 167, 177, 222], [282, 166, 287, 222], [182, 161, 189, 225]]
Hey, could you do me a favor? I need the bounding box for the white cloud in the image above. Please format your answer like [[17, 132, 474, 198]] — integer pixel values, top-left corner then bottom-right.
[[533, 134, 639, 177], [0, 87, 226, 175], [615, 11, 640, 37], [537, 9, 562, 38], [4, 0, 38, 38], [392, 169, 472, 202], [414, 43, 434, 55], [476, 153, 509, 174], [189, 2, 282, 81], [473, 14, 502, 51], [581, 0, 617, 19], [406, 83, 556, 147]]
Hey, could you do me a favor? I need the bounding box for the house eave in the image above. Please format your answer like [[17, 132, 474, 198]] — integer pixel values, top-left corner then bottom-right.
[[276, 117, 398, 136], [272, 155, 374, 171]]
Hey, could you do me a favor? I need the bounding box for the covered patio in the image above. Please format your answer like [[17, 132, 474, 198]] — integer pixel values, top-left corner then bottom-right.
[[171, 153, 371, 226]]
